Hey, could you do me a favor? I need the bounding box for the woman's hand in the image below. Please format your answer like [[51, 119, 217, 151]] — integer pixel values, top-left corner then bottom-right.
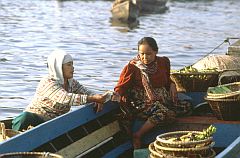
[[95, 103, 104, 113], [88, 93, 108, 104], [111, 92, 121, 102], [170, 83, 178, 104], [89, 91, 122, 112], [88, 91, 113, 112]]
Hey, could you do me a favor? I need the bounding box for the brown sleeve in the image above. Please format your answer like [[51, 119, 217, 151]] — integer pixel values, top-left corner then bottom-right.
[[161, 57, 175, 89], [114, 63, 135, 97]]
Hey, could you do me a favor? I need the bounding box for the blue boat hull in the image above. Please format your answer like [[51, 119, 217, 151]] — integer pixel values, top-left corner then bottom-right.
[[0, 92, 240, 158]]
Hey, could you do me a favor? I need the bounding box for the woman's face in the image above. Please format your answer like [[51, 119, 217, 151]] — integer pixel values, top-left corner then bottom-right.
[[62, 61, 74, 80], [138, 44, 157, 64]]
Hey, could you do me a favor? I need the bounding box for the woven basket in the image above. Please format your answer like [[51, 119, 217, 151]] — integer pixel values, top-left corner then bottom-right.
[[148, 143, 163, 158], [206, 81, 240, 99], [0, 152, 63, 158], [149, 142, 216, 158], [205, 97, 240, 121], [156, 131, 213, 148], [170, 72, 219, 92], [154, 140, 214, 157]]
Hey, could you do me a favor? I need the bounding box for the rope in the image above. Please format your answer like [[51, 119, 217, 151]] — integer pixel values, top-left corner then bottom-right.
[[191, 37, 240, 66]]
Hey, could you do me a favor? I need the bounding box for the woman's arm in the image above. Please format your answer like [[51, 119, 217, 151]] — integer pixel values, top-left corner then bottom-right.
[[37, 78, 92, 106], [162, 57, 178, 103], [114, 63, 135, 95]]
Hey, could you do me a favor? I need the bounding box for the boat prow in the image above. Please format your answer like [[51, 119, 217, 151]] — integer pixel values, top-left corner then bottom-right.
[[0, 102, 132, 158], [111, 0, 139, 22]]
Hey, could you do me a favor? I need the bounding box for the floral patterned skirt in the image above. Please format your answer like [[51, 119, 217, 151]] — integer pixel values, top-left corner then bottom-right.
[[119, 87, 192, 126]]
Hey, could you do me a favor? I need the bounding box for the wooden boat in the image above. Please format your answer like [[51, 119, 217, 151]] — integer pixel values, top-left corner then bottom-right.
[[0, 102, 132, 158], [1, 90, 240, 157], [111, 0, 139, 22], [2, 38, 240, 157]]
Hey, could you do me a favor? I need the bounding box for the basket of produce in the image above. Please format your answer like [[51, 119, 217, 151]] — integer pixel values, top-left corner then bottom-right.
[[0, 152, 63, 158], [149, 143, 216, 158], [148, 126, 217, 158], [171, 66, 219, 92], [0, 122, 21, 142], [206, 81, 240, 99], [156, 130, 214, 148], [154, 141, 215, 158], [205, 82, 240, 120]]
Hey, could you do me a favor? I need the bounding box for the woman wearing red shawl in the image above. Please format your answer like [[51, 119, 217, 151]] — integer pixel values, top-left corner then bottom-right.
[[114, 37, 191, 149]]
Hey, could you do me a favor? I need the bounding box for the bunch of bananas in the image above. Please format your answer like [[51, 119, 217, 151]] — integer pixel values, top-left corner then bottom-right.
[[167, 125, 217, 142], [180, 66, 198, 73], [174, 66, 218, 74], [194, 125, 217, 141], [171, 66, 218, 80]]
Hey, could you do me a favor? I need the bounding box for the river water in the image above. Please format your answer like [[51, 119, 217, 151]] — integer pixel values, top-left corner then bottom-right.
[[0, 0, 240, 120]]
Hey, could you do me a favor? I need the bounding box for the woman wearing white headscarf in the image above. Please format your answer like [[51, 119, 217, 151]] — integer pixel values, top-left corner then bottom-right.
[[12, 49, 113, 131]]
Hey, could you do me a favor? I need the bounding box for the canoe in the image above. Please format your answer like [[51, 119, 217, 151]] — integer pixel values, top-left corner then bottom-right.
[[1, 91, 240, 157], [0, 102, 132, 158], [111, 0, 139, 22]]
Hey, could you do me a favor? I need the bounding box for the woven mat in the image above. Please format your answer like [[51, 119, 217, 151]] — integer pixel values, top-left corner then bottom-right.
[[192, 55, 240, 71]]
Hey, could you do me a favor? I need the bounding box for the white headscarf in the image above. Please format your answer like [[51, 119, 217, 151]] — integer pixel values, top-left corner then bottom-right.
[[47, 49, 73, 85]]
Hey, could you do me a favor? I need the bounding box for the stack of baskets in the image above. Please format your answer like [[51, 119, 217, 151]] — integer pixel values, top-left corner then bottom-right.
[[148, 131, 216, 158], [170, 71, 219, 92], [205, 82, 240, 121]]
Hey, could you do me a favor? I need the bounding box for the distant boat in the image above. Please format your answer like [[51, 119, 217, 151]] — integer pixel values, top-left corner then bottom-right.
[[111, 0, 139, 22]]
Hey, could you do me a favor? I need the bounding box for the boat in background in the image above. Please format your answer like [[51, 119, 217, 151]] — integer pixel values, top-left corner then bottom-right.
[[110, 0, 168, 23], [111, 0, 139, 22]]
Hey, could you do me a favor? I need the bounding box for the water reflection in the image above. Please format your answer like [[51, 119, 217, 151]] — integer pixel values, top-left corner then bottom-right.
[[109, 18, 139, 32], [1, 0, 240, 120]]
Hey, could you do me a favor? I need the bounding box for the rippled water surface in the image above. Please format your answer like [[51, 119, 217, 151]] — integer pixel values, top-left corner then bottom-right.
[[0, 0, 240, 119]]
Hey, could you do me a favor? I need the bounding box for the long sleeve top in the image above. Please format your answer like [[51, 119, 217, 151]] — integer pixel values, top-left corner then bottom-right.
[[25, 76, 94, 121], [114, 56, 173, 98]]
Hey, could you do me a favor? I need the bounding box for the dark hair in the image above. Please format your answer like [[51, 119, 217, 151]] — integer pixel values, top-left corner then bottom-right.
[[138, 37, 158, 52]]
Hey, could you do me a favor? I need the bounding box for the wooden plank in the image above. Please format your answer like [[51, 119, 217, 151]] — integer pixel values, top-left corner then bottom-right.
[[227, 39, 240, 56], [57, 121, 120, 158], [0, 101, 119, 153]]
